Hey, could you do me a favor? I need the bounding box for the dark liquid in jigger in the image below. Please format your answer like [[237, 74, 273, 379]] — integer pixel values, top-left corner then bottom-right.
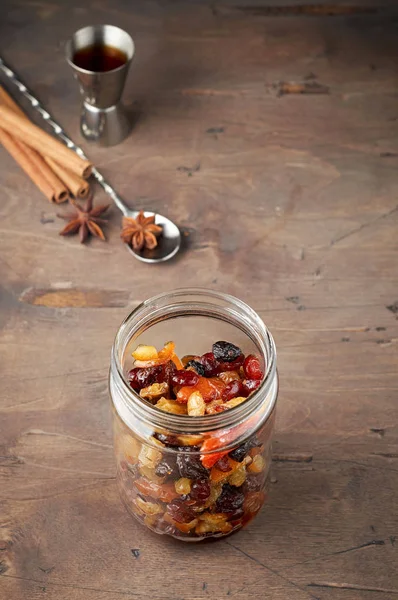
[[72, 45, 127, 72]]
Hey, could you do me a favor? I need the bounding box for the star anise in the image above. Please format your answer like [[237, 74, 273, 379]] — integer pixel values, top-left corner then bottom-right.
[[57, 195, 109, 243], [120, 211, 163, 251]]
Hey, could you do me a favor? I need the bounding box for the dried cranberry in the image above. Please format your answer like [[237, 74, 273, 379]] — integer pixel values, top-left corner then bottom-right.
[[171, 370, 200, 386], [243, 355, 263, 381], [216, 483, 245, 513], [190, 478, 211, 501], [215, 354, 245, 373], [166, 499, 196, 523], [163, 360, 177, 386], [176, 448, 209, 479], [200, 352, 219, 376], [128, 365, 164, 391], [214, 455, 232, 472], [222, 380, 245, 402], [242, 379, 261, 395], [186, 360, 206, 376], [229, 436, 259, 462], [212, 341, 242, 363]]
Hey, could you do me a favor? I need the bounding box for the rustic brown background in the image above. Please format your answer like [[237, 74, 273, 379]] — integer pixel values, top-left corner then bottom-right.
[[1, 1, 398, 598]]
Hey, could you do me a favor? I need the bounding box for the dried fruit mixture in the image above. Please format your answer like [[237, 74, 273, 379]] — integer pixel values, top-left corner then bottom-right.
[[115, 340, 272, 540], [128, 340, 264, 416]]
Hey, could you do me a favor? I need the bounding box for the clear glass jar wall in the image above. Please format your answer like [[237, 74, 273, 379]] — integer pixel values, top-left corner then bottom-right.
[[109, 289, 278, 541]]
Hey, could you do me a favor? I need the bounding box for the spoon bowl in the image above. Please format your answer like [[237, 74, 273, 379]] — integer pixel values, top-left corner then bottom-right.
[[124, 210, 181, 263], [0, 57, 182, 263]]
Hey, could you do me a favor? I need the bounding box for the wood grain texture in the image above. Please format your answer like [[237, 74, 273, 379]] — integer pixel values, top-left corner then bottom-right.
[[1, 1, 398, 599]]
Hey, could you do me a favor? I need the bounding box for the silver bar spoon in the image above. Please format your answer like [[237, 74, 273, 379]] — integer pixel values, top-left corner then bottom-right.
[[0, 57, 181, 263]]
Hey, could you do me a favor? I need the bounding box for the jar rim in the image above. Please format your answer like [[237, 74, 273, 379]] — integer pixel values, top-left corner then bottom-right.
[[110, 288, 277, 436]]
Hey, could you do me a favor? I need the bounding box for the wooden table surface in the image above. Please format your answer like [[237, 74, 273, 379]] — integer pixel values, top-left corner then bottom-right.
[[1, 1, 398, 598]]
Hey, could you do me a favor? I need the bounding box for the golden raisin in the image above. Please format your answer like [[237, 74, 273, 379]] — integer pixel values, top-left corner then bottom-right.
[[187, 391, 205, 416], [175, 477, 192, 495], [140, 382, 169, 401], [155, 398, 188, 415], [132, 344, 159, 361], [248, 454, 265, 473]]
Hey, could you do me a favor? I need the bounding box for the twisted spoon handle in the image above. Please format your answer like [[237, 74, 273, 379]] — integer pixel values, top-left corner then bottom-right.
[[0, 57, 129, 216]]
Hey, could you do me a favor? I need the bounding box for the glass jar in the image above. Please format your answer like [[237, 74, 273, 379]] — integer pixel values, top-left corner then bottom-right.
[[109, 289, 278, 541]]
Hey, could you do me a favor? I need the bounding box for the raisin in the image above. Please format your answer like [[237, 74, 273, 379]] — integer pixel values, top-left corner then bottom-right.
[[229, 436, 260, 462], [215, 354, 245, 373], [243, 355, 263, 381], [186, 360, 206, 376], [155, 458, 178, 478], [190, 478, 211, 501], [153, 432, 180, 447], [214, 455, 233, 472], [243, 491, 266, 516], [200, 352, 219, 376], [222, 380, 245, 402], [171, 370, 200, 386], [177, 448, 209, 479], [226, 507, 244, 521], [242, 379, 261, 395], [212, 341, 242, 363], [243, 474, 264, 493], [215, 483, 245, 513], [166, 499, 196, 523], [128, 365, 164, 391], [181, 355, 198, 367]]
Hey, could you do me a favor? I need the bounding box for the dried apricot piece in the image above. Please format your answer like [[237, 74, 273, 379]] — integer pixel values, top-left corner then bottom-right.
[[171, 354, 184, 369], [158, 341, 176, 361], [177, 377, 225, 404]]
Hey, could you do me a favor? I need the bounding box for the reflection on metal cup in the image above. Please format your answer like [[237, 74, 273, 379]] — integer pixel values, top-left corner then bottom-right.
[[65, 25, 134, 146]]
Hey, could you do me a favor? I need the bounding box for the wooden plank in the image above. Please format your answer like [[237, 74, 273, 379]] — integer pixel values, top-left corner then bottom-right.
[[1, 1, 398, 599]]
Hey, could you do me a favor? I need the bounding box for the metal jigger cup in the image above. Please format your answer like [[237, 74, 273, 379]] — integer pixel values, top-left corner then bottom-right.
[[65, 25, 134, 147]]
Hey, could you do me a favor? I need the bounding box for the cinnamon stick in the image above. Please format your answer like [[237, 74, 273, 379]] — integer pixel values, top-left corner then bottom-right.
[[0, 86, 69, 203], [0, 104, 92, 178], [0, 85, 26, 117], [0, 127, 55, 202], [45, 157, 89, 198], [0, 85, 87, 199]]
